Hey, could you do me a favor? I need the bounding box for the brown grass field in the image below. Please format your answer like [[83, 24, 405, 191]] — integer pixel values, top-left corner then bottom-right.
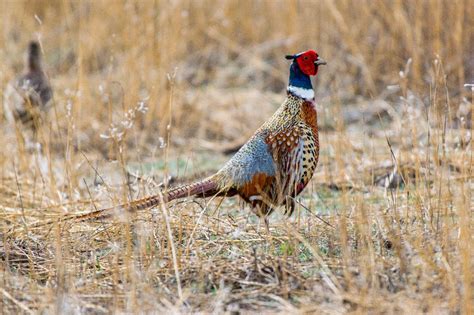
[[0, 0, 473, 313]]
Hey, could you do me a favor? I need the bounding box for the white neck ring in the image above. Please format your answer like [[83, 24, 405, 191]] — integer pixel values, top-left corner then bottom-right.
[[287, 85, 314, 100]]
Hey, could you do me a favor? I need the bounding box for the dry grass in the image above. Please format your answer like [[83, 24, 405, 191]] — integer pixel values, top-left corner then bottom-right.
[[0, 0, 473, 313]]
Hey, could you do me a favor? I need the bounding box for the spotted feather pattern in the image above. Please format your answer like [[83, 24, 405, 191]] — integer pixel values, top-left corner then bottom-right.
[[214, 93, 320, 216]]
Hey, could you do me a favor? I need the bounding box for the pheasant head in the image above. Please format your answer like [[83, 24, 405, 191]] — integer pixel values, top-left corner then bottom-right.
[[286, 50, 326, 100], [25, 41, 42, 72]]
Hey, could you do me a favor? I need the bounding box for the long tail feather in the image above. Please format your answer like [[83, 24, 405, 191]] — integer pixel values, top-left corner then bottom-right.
[[70, 177, 221, 222]]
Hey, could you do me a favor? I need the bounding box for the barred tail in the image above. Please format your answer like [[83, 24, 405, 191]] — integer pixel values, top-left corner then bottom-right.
[[71, 177, 221, 222]]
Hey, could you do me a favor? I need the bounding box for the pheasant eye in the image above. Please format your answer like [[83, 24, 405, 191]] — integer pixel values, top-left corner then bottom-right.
[[304, 56, 308, 60]]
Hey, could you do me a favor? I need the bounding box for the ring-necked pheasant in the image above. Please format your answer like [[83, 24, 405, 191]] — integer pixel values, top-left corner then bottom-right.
[[3, 41, 53, 126], [75, 50, 326, 222]]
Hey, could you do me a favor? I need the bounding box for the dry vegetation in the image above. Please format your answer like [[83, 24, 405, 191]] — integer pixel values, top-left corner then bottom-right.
[[0, 0, 473, 313]]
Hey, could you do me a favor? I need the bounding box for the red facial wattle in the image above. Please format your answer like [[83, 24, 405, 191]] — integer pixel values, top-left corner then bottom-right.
[[296, 50, 319, 76], [285, 50, 326, 78]]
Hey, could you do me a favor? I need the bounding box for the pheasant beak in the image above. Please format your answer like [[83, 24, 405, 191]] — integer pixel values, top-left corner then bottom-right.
[[315, 57, 327, 66]]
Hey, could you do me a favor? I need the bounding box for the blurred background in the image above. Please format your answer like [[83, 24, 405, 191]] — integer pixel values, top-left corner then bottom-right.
[[1, 0, 472, 142]]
